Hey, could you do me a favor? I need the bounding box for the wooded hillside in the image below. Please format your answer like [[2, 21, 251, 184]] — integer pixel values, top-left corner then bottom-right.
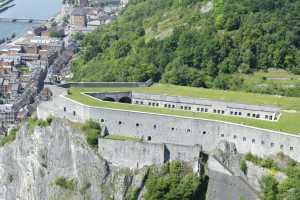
[[71, 0, 300, 96]]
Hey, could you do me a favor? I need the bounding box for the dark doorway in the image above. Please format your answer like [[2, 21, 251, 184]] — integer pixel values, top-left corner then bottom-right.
[[119, 96, 132, 104]]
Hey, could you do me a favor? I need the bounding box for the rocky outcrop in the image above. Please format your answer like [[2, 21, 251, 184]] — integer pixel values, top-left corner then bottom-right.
[[0, 119, 145, 200]]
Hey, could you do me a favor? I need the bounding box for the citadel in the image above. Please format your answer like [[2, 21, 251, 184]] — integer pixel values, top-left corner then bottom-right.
[[38, 82, 300, 164]]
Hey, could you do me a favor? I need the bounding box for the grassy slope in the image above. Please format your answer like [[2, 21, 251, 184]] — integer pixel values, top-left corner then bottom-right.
[[67, 84, 300, 134]]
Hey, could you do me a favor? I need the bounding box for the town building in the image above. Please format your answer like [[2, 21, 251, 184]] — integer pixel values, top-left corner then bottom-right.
[[70, 8, 87, 28]]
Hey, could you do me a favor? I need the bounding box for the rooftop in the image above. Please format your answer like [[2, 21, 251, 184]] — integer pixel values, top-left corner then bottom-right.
[[66, 84, 300, 134]]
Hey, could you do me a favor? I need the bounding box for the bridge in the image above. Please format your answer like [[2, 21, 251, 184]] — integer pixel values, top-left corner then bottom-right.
[[0, 17, 49, 23]]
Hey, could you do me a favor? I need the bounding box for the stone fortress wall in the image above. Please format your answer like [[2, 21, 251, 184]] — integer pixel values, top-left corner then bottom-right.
[[58, 79, 153, 88], [98, 139, 202, 169], [86, 91, 280, 121], [38, 93, 300, 161]]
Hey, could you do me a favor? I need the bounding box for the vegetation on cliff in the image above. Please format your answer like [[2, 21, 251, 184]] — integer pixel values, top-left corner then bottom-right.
[[260, 164, 300, 200], [72, 0, 300, 96], [143, 161, 207, 200]]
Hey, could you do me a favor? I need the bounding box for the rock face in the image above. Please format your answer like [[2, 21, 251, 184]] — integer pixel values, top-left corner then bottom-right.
[[0, 120, 144, 200]]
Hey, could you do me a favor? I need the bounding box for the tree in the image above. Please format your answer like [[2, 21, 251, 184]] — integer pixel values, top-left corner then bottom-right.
[[259, 175, 278, 200]]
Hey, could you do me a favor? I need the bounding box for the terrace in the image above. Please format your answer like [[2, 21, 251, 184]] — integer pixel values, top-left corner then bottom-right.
[[66, 84, 300, 134]]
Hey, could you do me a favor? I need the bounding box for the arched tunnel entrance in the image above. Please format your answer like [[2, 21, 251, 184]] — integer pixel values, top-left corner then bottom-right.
[[119, 96, 132, 104]]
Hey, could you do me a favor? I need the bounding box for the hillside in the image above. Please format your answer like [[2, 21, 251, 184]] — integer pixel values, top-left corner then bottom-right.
[[71, 0, 300, 96]]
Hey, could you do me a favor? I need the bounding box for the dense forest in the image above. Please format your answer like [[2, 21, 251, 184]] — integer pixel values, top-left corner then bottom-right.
[[72, 0, 300, 96]]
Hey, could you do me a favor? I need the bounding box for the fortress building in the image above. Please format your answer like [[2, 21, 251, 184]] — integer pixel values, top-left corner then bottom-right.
[[86, 92, 280, 121], [37, 83, 300, 162]]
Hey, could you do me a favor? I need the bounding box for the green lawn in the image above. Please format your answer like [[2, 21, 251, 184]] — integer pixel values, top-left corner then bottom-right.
[[103, 134, 142, 142], [67, 84, 300, 134]]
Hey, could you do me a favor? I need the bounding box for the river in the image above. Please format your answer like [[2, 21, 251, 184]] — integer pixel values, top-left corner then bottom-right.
[[0, 0, 62, 39]]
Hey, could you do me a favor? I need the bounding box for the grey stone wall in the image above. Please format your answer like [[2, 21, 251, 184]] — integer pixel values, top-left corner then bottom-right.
[[37, 95, 300, 161], [98, 139, 165, 169], [97, 138, 202, 169], [58, 79, 153, 88]]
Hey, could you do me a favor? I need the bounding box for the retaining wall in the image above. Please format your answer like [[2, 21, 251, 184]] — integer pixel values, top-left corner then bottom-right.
[[98, 139, 165, 169], [37, 95, 300, 161], [58, 79, 153, 88], [97, 138, 202, 169]]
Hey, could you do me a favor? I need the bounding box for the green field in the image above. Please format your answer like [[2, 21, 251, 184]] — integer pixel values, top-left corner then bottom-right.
[[67, 84, 300, 134]]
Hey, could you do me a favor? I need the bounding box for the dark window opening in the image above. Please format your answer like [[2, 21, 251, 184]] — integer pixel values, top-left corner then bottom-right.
[[147, 136, 152, 141], [221, 134, 224, 137], [261, 140, 265, 145], [149, 102, 152, 106], [247, 113, 251, 117], [243, 137, 246, 141], [202, 131, 206, 135], [270, 143, 274, 147], [172, 105, 175, 108], [171, 127, 175, 131], [205, 108, 208, 112], [233, 135, 237, 139], [280, 145, 284, 149], [156, 103, 159, 106], [187, 129, 191, 133], [290, 146, 294, 151], [118, 121, 122, 125], [222, 110, 225, 114], [135, 101, 139, 104], [197, 108, 200, 111], [269, 116, 273, 120], [136, 123, 140, 127], [239, 112, 242, 116], [73, 111, 76, 116], [63, 107, 66, 112], [153, 124, 157, 129], [252, 139, 255, 143], [101, 119, 104, 123]]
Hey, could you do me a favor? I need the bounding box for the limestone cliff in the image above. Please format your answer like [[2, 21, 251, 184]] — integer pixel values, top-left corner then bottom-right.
[[0, 120, 145, 200]]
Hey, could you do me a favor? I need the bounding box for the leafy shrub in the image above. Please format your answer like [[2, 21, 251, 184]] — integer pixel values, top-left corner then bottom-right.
[[46, 115, 53, 125], [144, 161, 207, 200], [0, 127, 18, 146], [259, 175, 278, 200], [81, 120, 101, 148], [54, 176, 76, 191], [244, 153, 278, 170], [240, 159, 247, 174]]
